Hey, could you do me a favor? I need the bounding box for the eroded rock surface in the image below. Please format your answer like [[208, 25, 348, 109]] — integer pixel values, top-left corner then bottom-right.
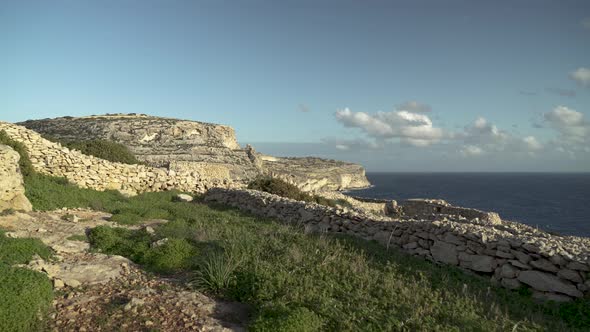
[[0, 144, 32, 212]]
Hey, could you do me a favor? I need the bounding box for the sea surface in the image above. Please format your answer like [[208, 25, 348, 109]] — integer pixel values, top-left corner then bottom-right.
[[345, 173, 590, 237]]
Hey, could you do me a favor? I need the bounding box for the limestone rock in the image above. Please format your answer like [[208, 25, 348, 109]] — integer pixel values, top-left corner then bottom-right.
[[431, 241, 458, 265], [518, 270, 583, 298], [0, 145, 32, 212], [175, 193, 194, 202]]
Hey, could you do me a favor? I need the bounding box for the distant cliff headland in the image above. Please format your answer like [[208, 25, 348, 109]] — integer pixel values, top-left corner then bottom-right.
[[17, 113, 370, 193]]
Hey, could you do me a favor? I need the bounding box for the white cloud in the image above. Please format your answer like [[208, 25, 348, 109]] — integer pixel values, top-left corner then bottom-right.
[[335, 144, 350, 151], [334, 108, 444, 147], [523, 136, 543, 151], [570, 67, 590, 86], [461, 145, 484, 156], [395, 101, 432, 113], [543, 106, 588, 142], [458, 117, 544, 157]]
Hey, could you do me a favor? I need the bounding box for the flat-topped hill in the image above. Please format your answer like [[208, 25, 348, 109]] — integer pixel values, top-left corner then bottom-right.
[[17, 114, 370, 191]]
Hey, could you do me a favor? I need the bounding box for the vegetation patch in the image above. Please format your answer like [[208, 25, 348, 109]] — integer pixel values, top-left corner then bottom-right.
[[247, 177, 351, 208], [0, 230, 53, 331], [42, 135, 142, 165]]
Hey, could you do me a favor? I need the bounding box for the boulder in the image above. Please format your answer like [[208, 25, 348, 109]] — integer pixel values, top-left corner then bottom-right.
[[0, 145, 32, 212], [518, 270, 583, 298]]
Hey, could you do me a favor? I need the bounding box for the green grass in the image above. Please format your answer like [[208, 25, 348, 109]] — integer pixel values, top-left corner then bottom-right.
[[0, 230, 53, 332], [72, 191, 589, 331], [0, 229, 53, 264]]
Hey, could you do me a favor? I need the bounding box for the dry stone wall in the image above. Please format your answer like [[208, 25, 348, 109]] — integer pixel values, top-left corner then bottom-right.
[[0, 122, 239, 195], [0, 144, 32, 211], [204, 188, 590, 302]]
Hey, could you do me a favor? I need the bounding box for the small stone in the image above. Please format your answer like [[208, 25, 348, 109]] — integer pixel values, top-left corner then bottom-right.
[[64, 279, 81, 288], [53, 279, 65, 289], [145, 320, 154, 326], [175, 194, 193, 202]]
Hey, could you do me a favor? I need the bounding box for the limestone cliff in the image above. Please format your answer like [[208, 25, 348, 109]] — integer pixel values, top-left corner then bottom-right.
[[18, 114, 370, 191]]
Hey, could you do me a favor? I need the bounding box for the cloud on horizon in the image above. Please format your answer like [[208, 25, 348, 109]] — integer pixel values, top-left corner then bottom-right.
[[544, 106, 589, 144], [570, 67, 590, 86], [334, 108, 445, 147]]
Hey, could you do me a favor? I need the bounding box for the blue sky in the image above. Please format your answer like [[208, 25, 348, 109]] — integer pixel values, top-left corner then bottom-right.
[[1, 0, 589, 171]]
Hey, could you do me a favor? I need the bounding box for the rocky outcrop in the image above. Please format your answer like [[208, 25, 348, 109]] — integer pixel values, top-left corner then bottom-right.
[[204, 188, 590, 301], [18, 114, 370, 191], [0, 122, 235, 195], [0, 144, 32, 212]]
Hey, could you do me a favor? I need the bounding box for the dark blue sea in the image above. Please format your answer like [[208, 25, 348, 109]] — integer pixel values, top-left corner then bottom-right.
[[345, 173, 590, 237]]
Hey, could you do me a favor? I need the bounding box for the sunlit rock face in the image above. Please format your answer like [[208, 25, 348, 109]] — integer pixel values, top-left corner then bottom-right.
[[18, 114, 370, 191], [0, 144, 32, 212]]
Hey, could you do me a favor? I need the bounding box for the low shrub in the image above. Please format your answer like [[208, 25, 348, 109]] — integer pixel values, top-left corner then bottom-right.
[[247, 177, 350, 208], [88, 226, 196, 274], [64, 139, 142, 165], [0, 265, 53, 332], [144, 238, 196, 273], [250, 306, 324, 332], [0, 230, 53, 331]]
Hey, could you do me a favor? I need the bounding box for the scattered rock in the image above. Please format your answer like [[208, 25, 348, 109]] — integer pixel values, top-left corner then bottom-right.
[[175, 194, 194, 203]]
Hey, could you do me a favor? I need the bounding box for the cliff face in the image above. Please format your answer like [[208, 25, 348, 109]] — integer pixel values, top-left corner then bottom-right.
[[18, 114, 370, 192]]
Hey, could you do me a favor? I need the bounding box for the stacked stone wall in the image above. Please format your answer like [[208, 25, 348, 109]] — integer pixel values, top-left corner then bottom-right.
[[0, 122, 240, 195], [204, 188, 590, 302]]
